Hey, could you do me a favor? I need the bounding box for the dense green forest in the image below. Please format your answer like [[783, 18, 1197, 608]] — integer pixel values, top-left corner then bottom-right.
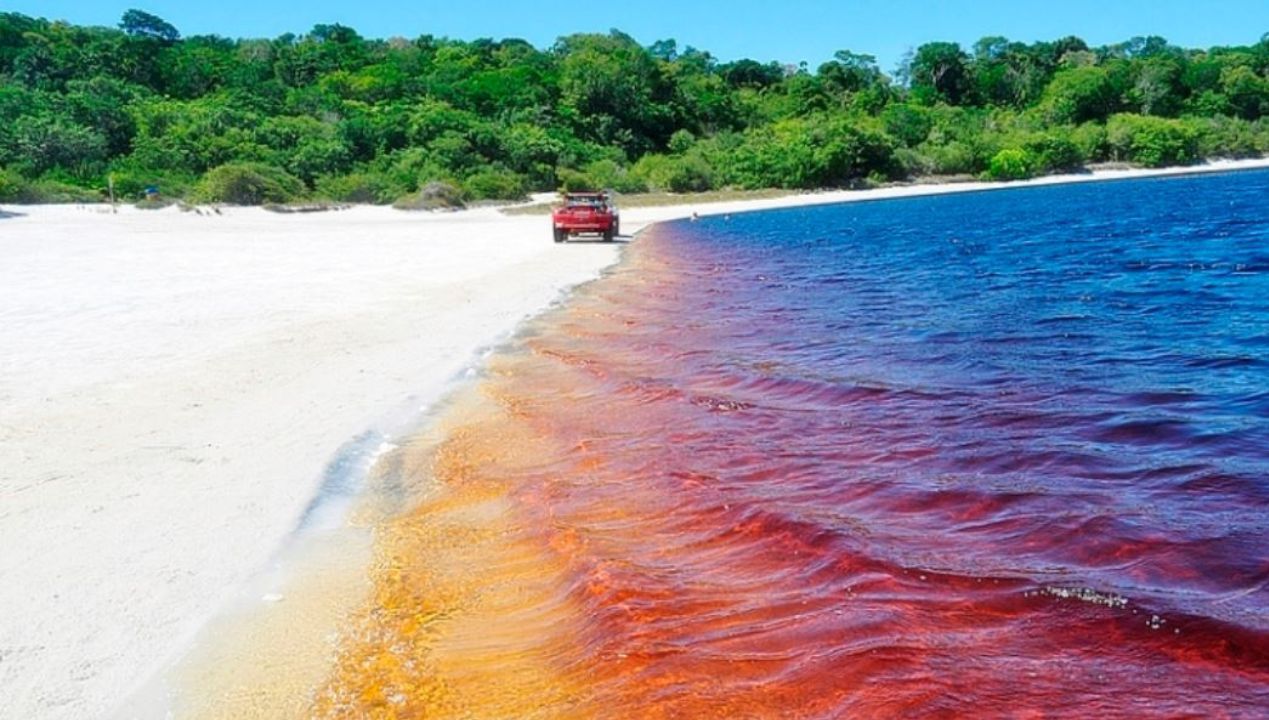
[[1, 9, 1267, 205]]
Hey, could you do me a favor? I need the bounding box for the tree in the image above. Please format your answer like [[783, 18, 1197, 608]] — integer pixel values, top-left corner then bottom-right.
[[906, 42, 973, 105], [1222, 65, 1269, 119], [1130, 57, 1184, 116], [973, 36, 1011, 62], [555, 31, 675, 156], [119, 9, 180, 43], [818, 50, 882, 95], [881, 103, 932, 146], [1117, 35, 1175, 59], [63, 77, 145, 157], [0, 12, 41, 73], [1041, 66, 1117, 123], [719, 59, 784, 89], [309, 24, 361, 45], [11, 114, 108, 176], [648, 39, 678, 62]]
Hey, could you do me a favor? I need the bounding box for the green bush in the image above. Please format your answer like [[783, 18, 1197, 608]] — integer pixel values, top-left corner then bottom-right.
[[882, 104, 934, 147], [922, 140, 978, 175], [662, 154, 715, 192], [1194, 116, 1262, 158], [720, 116, 899, 189], [462, 168, 528, 201], [314, 171, 400, 204], [986, 148, 1036, 180], [0, 169, 102, 203], [1025, 133, 1084, 173], [893, 147, 935, 176], [629, 154, 670, 189], [556, 168, 596, 192], [107, 170, 153, 200], [393, 180, 465, 211], [37, 180, 103, 203], [559, 158, 651, 193], [0, 168, 25, 202], [667, 129, 696, 155], [1106, 114, 1200, 167], [631, 153, 715, 192], [583, 159, 648, 193], [1070, 123, 1109, 163], [107, 167, 196, 201], [375, 148, 465, 197], [193, 163, 306, 205]]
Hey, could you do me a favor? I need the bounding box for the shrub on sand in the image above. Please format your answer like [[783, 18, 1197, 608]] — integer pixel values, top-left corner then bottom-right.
[[583, 159, 648, 193], [555, 168, 594, 192], [985, 148, 1035, 180], [314, 172, 400, 204], [393, 180, 465, 211], [107, 168, 197, 203], [462, 168, 527, 201], [1106, 114, 1200, 168], [0, 168, 25, 202], [0, 170, 102, 203], [192, 163, 306, 205]]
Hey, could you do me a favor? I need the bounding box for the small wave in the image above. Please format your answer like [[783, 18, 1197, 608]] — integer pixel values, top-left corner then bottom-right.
[[1087, 417, 1195, 446], [1185, 354, 1263, 369], [295, 430, 387, 532]]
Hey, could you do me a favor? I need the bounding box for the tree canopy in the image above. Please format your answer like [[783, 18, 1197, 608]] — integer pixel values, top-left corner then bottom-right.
[[1, 9, 1267, 204], [119, 9, 180, 42]]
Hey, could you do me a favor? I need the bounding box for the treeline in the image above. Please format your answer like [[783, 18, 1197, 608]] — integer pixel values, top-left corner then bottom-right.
[[1, 10, 1268, 204]]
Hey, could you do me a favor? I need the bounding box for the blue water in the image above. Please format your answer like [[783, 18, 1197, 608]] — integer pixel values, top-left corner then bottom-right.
[[660, 172, 1269, 619]]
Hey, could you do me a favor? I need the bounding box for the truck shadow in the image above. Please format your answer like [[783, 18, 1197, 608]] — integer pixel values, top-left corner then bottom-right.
[[561, 235, 632, 245]]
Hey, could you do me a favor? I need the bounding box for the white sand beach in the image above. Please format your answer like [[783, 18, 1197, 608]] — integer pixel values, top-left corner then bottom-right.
[[2, 157, 1267, 719], [0, 204, 625, 719]]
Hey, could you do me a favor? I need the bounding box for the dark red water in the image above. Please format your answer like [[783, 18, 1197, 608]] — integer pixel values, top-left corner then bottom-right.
[[315, 172, 1269, 718]]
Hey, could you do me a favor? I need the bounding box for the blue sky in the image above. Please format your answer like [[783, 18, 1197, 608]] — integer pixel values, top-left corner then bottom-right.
[[7, 1, 1267, 73]]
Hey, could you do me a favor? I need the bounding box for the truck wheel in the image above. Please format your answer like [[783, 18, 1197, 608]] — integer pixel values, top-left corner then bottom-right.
[[554, 228, 566, 243], [603, 228, 614, 242]]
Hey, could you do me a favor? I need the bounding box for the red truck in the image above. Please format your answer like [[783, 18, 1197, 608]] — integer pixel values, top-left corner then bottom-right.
[[552, 191, 620, 243]]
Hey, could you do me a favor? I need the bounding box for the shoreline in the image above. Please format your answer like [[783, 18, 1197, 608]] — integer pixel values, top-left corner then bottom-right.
[[3, 156, 1268, 224], [616, 156, 1269, 225], [2, 156, 1268, 719]]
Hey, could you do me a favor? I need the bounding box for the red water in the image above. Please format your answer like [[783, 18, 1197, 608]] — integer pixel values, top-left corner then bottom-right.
[[312, 175, 1269, 718]]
